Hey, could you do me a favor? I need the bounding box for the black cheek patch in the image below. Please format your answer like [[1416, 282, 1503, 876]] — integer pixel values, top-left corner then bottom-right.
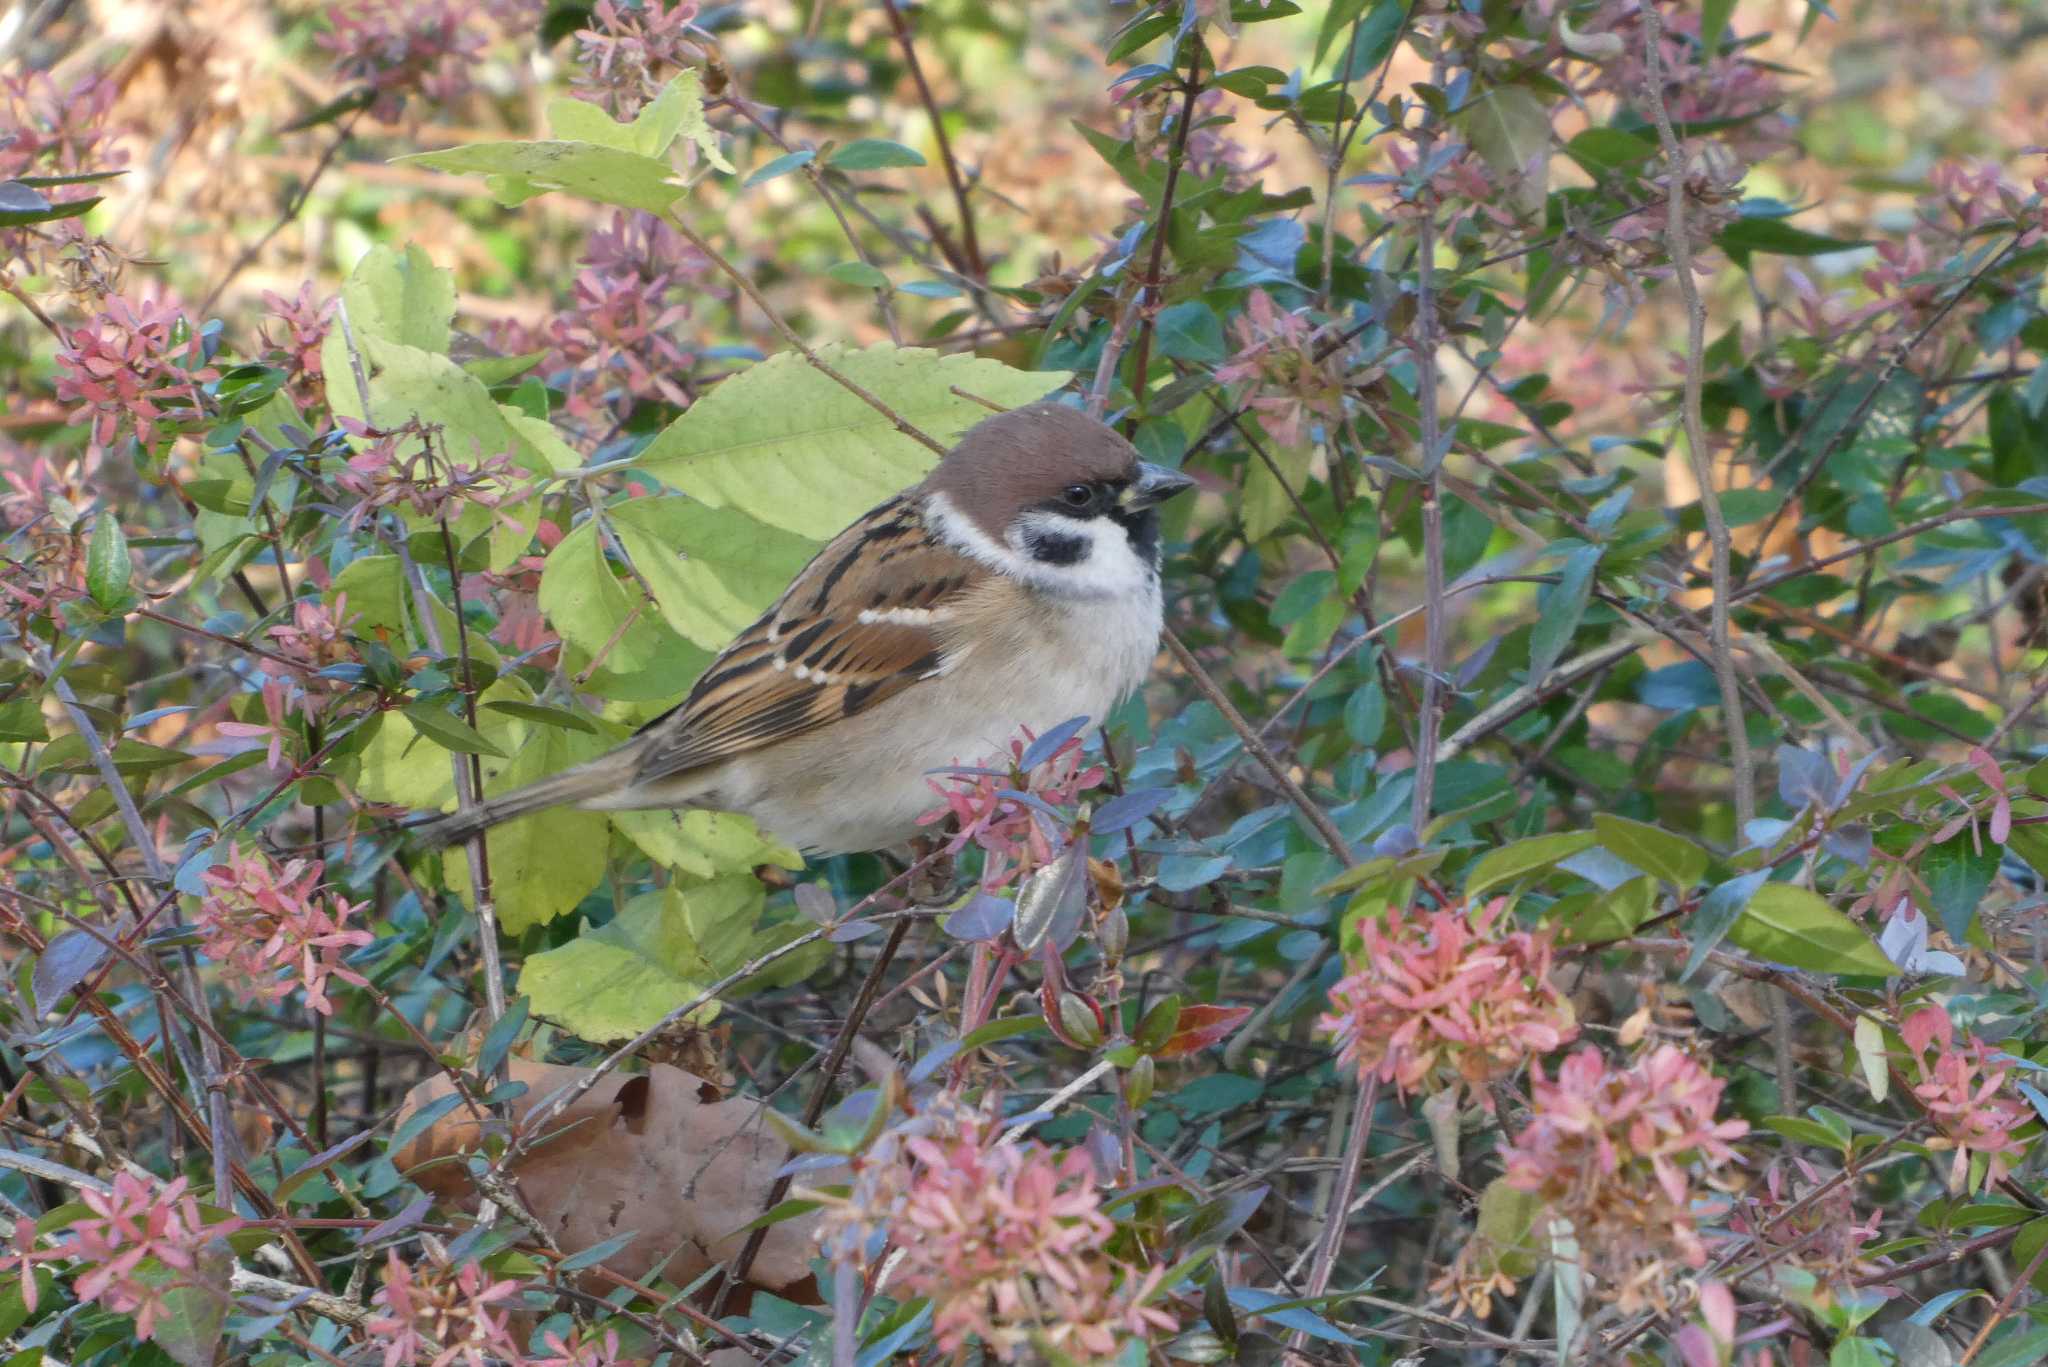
[[1109, 507, 1162, 565], [1022, 526, 1089, 567]]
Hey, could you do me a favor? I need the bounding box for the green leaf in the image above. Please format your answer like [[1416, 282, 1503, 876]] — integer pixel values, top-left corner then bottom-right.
[[139, 1241, 234, 1367], [1464, 831, 1597, 898], [1726, 883, 1899, 977], [1970, 1323, 2048, 1367], [399, 140, 690, 215], [1718, 216, 1870, 269], [631, 342, 1068, 540], [1454, 84, 1551, 218], [1556, 874, 1655, 945], [1924, 830, 1999, 941], [1683, 870, 1768, 981], [1527, 543, 1599, 680], [0, 698, 48, 743], [605, 497, 819, 649], [0, 179, 89, 226], [324, 243, 453, 356], [610, 807, 803, 878], [745, 149, 815, 187], [827, 260, 891, 289], [1563, 127, 1656, 176], [482, 700, 597, 734], [1592, 814, 1707, 888], [518, 885, 722, 1041], [828, 139, 927, 171], [536, 512, 714, 703], [401, 701, 506, 758], [1474, 1177, 1544, 1278], [444, 718, 610, 933], [544, 71, 728, 168], [85, 512, 131, 611]]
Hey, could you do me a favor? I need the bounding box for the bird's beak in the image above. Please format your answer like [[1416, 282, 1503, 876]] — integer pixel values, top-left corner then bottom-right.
[[1125, 462, 1196, 511]]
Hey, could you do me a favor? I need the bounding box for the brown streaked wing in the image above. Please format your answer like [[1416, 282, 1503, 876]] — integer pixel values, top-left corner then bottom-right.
[[627, 498, 981, 782]]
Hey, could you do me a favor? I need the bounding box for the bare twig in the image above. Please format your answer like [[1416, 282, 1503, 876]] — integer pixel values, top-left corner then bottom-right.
[[663, 211, 946, 455], [1409, 52, 1448, 831], [1641, 6, 1753, 831], [878, 0, 983, 278], [1162, 629, 1354, 865]]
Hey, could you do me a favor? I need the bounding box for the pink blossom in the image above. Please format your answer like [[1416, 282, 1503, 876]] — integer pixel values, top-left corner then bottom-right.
[[27, 1174, 244, 1341], [1499, 1045, 1748, 1311], [918, 727, 1105, 889], [1723, 1156, 1887, 1305], [1901, 1005, 2032, 1192], [269, 593, 359, 673], [53, 295, 217, 453], [573, 0, 708, 118], [365, 1249, 523, 1367], [318, 0, 526, 122], [1318, 898, 1577, 1107], [1213, 290, 1351, 449], [196, 846, 373, 1014], [531, 1327, 643, 1367], [330, 416, 533, 528], [819, 1108, 1175, 1361], [258, 284, 335, 402]]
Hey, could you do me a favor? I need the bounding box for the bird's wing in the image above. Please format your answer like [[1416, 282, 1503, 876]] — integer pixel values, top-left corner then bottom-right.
[[628, 496, 983, 782]]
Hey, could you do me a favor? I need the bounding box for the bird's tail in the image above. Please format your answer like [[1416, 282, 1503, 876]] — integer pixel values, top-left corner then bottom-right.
[[410, 748, 640, 849]]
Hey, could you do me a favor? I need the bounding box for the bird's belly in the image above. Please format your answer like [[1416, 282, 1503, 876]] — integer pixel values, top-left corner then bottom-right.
[[716, 589, 1161, 856]]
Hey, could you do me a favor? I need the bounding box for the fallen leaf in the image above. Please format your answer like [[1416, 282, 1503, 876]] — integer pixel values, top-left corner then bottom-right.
[[391, 1059, 833, 1297]]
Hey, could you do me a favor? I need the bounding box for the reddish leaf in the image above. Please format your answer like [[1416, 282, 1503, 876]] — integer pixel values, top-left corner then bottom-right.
[[1155, 1004, 1253, 1059]]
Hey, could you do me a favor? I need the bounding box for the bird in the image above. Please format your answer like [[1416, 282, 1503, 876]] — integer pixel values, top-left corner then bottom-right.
[[415, 400, 1195, 857]]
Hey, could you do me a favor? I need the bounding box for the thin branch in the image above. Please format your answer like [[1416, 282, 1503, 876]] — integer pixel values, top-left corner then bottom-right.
[[663, 211, 946, 455], [1409, 52, 1448, 831], [1641, 7, 1753, 830], [1162, 629, 1354, 865], [878, 0, 983, 277]]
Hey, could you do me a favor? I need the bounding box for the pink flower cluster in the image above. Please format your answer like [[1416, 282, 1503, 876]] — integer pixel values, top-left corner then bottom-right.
[[365, 1249, 522, 1367], [258, 284, 336, 405], [0, 71, 127, 271], [0, 1173, 243, 1342], [1213, 289, 1350, 449], [823, 1111, 1173, 1362], [1901, 1005, 2031, 1192], [1318, 898, 1577, 1108], [195, 847, 372, 1015], [919, 729, 1106, 889], [331, 416, 532, 528], [573, 0, 708, 119], [53, 295, 217, 453], [1500, 1045, 1749, 1311], [488, 211, 706, 433], [318, 0, 504, 122]]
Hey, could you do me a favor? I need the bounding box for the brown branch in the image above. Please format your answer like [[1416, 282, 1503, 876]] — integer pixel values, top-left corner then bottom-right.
[[879, 0, 983, 278], [1641, 6, 1753, 831], [1162, 629, 1354, 865]]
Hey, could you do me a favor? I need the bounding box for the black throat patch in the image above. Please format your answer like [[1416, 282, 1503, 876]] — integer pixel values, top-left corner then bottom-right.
[[1020, 523, 1089, 566]]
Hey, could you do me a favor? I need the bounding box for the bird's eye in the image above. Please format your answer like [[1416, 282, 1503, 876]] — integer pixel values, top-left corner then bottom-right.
[[1060, 483, 1095, 510]]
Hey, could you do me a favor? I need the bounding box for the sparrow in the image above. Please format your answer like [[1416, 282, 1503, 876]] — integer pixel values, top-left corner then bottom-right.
[[417, 400, 1194, 856]]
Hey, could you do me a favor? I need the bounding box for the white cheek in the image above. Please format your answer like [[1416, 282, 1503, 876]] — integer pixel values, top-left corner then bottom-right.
[[922, 492, 1157, 601], [1006, 512, 1154, 600]]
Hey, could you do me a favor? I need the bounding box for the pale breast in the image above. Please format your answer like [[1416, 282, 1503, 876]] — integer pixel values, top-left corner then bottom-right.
[[710, 577, 1164, 855]]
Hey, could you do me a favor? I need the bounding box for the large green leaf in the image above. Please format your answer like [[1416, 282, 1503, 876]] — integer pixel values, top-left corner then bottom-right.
[[322, 242, 453, 361], [535, 513, 714, 702], [519, 885, 723, 1041], [631, 342, 1070, 539], [610, 808, 802, 879], [399, 140, 690, 215], [518, 875, 825, 1041], [543, 71, 730, 168], [1924, 830, 1999, 941], [606, 497, 819, 649], [445, 712, 610, 933], [1726, 883, 1899, 977]]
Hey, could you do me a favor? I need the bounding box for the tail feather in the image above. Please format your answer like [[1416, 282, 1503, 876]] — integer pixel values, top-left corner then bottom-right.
[[411, 750, 638, 849]]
